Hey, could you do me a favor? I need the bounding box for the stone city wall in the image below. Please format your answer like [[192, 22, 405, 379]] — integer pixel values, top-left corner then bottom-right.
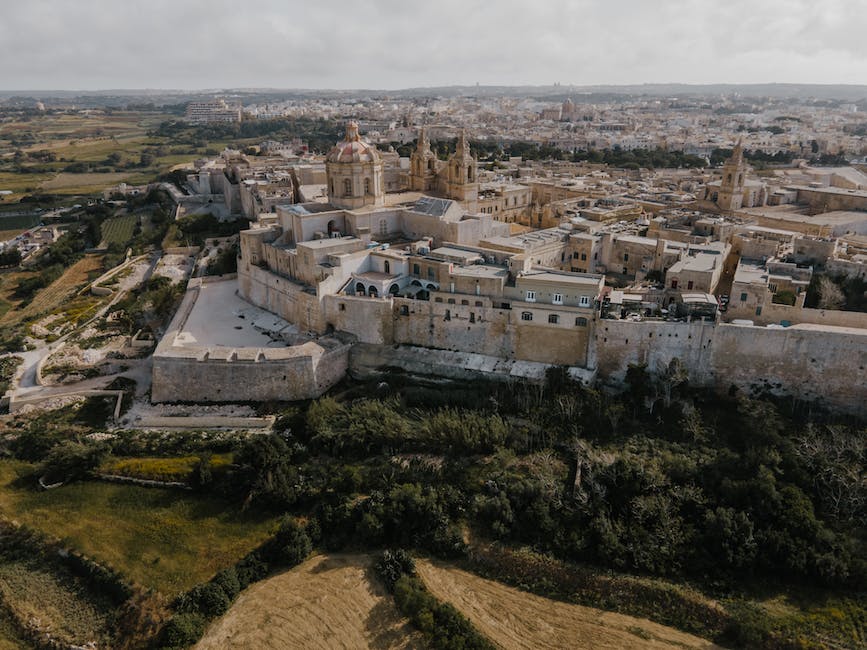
[[595, 319, 867, 415]]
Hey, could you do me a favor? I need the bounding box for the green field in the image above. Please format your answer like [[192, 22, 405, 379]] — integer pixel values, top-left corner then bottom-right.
[[99, 214, 138, 247], [0, 461, 278, 595], [0, 214, 40, 231]]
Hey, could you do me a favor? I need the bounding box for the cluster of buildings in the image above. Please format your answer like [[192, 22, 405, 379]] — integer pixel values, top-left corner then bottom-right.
[[236, 91, 867, 161], [152, 121, 867, 413]]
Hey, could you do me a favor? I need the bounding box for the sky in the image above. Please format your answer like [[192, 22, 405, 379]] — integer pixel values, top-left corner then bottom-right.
[[1, 0, 864, 90]]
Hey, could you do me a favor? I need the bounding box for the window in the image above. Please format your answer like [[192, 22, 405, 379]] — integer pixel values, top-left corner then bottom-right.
[[671, 279, 678, 289], [581, 253, 587, 261], [384, 261, 390, 274], [475, 301, 483, 307], [526, 290, 536, 302], [447, 298, 455, 304], [427, 268, 435, 280], [548, 314, 559, 324], [461, 299, 469, 305], [343, 178, 352, 196], [469, 312, 475, 323], [399, 305, 409, 316], [768, 283, 777, 293], [755, 306, 762, 316], [364, 178, 371, 195], [445, 309, 451, 320], [435, 297, 443, 303], [579, 296, 591, 307], [553, 293, 563, 305], [500, 302, 511, 310], [740, 292, 748, 302], [623, 253, 629, 262], [339, 303, 346, 311], [379, 219, 387, 236], [413, 263, 420, 275], [573, 252, 580, 259], [575, 317, 588, 327], [687, 280, 694, 290], [521, 311, 533, 321]]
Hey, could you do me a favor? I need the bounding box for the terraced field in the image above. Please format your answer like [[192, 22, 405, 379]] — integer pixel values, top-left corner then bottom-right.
[[99, 214, 138, 247], [197, 554, 422, 650], [415, 559, 720, 650], [0, 254, 104, 326]]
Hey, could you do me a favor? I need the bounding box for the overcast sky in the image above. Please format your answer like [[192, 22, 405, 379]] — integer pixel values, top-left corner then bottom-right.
[[1, 0, 864, 90]]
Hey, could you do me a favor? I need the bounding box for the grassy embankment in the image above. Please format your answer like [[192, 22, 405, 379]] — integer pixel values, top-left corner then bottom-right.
[[0, 460, 278, 595]]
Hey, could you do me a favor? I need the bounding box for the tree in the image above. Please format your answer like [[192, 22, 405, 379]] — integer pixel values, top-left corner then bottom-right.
[[817, 276, 845, 310], [658, 358, 688, 408]]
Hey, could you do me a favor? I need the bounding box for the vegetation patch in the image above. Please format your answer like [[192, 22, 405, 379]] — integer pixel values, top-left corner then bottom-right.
[[0, 460, 279, 595]]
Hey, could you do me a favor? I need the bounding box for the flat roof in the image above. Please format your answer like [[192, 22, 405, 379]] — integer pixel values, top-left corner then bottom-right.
[[518, 270, 603, 286], [450, 265, 508, 279]]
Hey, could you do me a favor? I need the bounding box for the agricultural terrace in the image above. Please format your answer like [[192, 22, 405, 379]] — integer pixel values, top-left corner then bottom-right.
[[0, 254, 104, 326], [99, 214, 138, 248], [196, 554, 422, 650]]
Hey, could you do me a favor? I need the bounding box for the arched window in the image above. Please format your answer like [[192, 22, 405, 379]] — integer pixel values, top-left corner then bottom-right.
[[467, 166, 474, 181], [521, 311, 533, 321], [384, 261, 390, 274], [368, 286, 378, 297], [389, 284, 400, 295], [355, 282, 365, 295], [364, 178, 371, 195], [343, 178, 352, 196]]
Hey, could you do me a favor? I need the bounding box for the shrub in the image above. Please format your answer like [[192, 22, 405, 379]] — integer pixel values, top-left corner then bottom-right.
[[375, 549, 416, 592], [160, 612, 206, 647], [181, 582, 231, 618], [235, 552, 269, 590], [212, 567, 241, 601]]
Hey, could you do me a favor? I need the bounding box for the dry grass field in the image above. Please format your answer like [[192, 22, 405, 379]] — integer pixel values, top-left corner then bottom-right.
[[196, 554, 423, 650], [0, 254, 103, 326], [415, 559, 721, 650], [40, 171, 132, 193]]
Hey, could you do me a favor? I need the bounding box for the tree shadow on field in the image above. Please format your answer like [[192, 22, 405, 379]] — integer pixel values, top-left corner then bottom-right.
[[363, 564, 423, 650]]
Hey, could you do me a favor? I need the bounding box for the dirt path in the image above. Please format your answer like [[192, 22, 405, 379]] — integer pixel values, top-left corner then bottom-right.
[[415, 559, 722, 650], [196, 554, 423, 650]]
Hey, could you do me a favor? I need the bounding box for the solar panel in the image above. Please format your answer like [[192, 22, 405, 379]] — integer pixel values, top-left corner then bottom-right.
[[413, 196, 453, 217]]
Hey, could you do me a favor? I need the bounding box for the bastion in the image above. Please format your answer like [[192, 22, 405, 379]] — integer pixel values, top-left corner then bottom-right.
[[151, 277, 351, 403]]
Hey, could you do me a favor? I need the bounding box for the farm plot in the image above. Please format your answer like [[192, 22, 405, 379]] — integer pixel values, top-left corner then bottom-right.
[[0, 556, 115, 647], [415, 559, 720, 650], [196, 554, 423, 650], [99, 214, 138, 248]]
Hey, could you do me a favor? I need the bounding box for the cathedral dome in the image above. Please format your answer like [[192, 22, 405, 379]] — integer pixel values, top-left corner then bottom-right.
[[326, 121, 381, 163]]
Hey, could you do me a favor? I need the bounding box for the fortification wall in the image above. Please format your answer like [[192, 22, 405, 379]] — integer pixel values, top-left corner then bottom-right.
[[726, 302, 867, 328], [388, 297, 592, 366], [152, 277, 350, 403], [596, 319, 867, 415], [238, 263, 324, 333]]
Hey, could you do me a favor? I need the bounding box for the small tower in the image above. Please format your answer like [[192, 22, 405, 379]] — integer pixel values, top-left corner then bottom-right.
[[717, 139, 747, 211], [409, 126, 438, 192], [446, 129, 478, 210], [325, 121, 384, 210]]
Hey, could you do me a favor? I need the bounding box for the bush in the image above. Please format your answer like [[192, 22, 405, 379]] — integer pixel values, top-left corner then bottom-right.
[[160, 612, 206, 647], [235, 552, 269, 590], [375, 549, 416, 592], [181, 582, 231, 618], [393, 575, 495, 649], [269, 517, 312, 567], [212, 567, 241, 601]]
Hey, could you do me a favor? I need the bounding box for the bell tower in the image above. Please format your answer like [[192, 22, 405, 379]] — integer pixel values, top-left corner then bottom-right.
[[409, 126, 438, 192], [446, 129, 478, 210], [717, 139, 747, 211]]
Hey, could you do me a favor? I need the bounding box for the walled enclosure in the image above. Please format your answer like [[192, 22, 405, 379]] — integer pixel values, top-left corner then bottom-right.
[[151, 278, 351, 403]]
